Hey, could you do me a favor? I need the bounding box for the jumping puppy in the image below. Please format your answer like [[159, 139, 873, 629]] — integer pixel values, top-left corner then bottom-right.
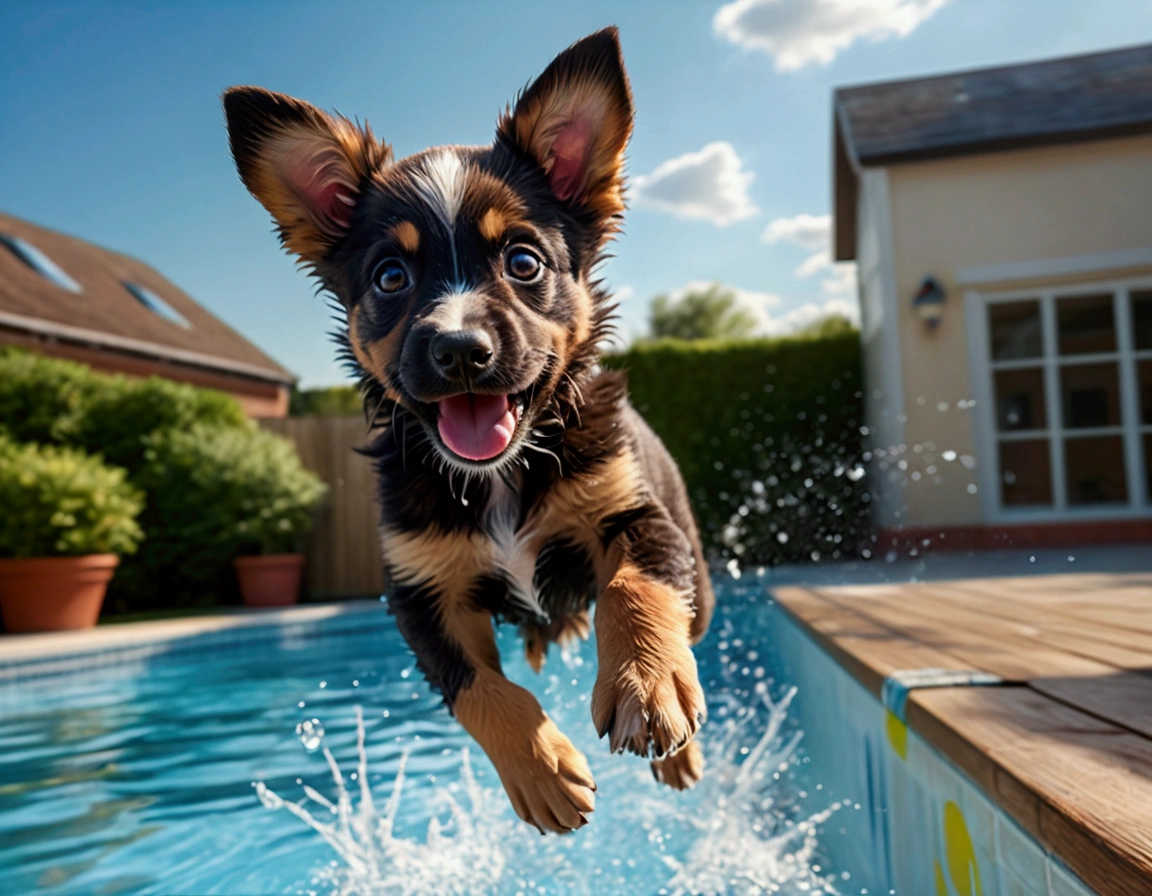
[[224, 27, 714, 834]]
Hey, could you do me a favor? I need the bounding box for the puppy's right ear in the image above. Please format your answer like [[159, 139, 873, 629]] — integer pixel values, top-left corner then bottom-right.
[[223, 87, 390, 263]]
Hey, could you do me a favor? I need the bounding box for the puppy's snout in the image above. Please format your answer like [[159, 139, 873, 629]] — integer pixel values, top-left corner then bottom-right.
[[430, 329, 494, 381]]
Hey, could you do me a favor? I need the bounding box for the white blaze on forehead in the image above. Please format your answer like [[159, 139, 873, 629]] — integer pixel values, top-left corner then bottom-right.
[[423, 290, 481, 331], [414, 150, 467, 230]]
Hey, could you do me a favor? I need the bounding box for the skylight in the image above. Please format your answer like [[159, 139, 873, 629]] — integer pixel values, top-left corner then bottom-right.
[[123, 282, 192, 328], [0, 233, 82, 293]]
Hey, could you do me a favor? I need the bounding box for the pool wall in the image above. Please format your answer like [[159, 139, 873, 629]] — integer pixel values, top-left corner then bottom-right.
[[766, 604, 1096, 896]]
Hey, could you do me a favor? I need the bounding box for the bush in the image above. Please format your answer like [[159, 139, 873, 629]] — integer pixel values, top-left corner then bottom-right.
[[290, 384, 363, 416], [72, 375, 248, 469], [604, 331, 870, 566], [109, 425, 326, 607], [0, 348, 249, 468], [0, 347, 104, 446], [0, 436, 144, 558]]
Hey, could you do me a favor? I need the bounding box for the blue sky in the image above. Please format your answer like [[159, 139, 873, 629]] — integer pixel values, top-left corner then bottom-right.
[[3, 0, 1152, 386]]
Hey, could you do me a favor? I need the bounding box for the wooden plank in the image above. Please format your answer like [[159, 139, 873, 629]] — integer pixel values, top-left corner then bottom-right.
[[260, 417, 386, 598], [908, 686, 1152, 896], [810, 583, 1115, 681], [772, 586, 980, 699], [916, 582, 1152, 670], [1029, 672, 1152, 743]]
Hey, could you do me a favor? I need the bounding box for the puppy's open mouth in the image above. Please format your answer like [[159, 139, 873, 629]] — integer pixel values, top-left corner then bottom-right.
[[436, 393, 524, 462]]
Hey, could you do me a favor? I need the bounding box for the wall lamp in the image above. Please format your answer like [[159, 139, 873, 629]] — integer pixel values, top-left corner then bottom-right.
[[912, 276, 946, 329]]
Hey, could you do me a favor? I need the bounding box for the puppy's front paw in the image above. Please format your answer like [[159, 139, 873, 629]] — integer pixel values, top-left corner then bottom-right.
[[492, 718, 596, 834], [651, 738, 703, 790], [591, 638, 706, 759]]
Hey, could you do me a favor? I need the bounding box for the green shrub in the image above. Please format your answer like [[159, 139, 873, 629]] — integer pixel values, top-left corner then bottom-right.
[[604, 331, 870, 566], [108, 424, 327, 607], [72, 375, 248, 469], [290, 384, 363, 416], [0, 347, 104, 445], [0, 436, 144, 558], [0, 348, 248, 469]]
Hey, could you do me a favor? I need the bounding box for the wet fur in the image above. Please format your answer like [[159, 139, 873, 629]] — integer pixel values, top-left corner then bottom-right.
[[225, 28, 714, 833]]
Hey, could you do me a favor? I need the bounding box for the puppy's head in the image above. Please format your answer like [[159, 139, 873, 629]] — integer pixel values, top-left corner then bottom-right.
[[224, 28, 632, 473]]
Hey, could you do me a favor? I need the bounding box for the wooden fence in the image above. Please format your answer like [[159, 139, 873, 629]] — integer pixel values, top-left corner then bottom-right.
[[259, 416, 386, 599]]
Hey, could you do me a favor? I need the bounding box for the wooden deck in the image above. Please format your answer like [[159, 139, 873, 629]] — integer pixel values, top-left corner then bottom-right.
[[773, 572, 1152, 896]]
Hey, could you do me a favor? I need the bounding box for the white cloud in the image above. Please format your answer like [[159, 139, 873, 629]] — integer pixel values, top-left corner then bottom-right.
[[759, 297, 860, 337], [763, 211, 858, 301], [714, 0, 951, 71], [612, 285, 636, 305], [632, 142, 758, 226], [762, 212, 830, 252]]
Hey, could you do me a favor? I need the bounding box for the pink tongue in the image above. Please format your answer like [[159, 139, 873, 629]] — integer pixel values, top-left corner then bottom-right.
[[437, 394, 516, 461]]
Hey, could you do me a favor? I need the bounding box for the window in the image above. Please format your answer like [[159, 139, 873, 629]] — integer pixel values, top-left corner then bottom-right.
[[0, 233, 82, 292], [978, 282, 1152, 515], [123, 282, 191, 328]]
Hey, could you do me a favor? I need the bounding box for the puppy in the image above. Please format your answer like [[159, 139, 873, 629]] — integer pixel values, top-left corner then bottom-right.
[[224, 28, 714, 834]]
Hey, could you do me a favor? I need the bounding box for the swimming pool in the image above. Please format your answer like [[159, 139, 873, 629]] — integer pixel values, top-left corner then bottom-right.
[[0, 576, 1094, 895]]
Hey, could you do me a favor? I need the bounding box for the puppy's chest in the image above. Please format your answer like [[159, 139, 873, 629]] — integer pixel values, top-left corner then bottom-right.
[[480, 481, 601, 623]]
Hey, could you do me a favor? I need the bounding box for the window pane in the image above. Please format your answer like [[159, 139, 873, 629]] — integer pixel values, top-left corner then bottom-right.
[[1057, 294, 1115, 355], [1140, 360, 1152, 425], [989, 301, 1041, 360], [1133, 290, 1152, 351], [1061, 363, 1121, 429], [994, 367, 1046, 431], [1065, 436, 1128, 505], [1145, 434, 1152, 504], [999, 439, 1052, 506]]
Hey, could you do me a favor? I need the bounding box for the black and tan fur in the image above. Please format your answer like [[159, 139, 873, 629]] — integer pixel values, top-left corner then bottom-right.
[[224, 28, 715, 833]]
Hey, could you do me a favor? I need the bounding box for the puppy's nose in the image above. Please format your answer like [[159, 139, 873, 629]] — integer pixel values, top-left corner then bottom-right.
[[430, 329, 494, 380]]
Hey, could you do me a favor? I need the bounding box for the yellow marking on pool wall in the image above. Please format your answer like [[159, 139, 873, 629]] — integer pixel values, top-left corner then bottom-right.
[[886, 709, 908, 760], [934, 858, 948, 896], [944, 800, 983, 896]]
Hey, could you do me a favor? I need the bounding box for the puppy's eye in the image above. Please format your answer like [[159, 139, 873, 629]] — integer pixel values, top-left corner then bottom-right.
[[505, 248, 543, 282], [373, 259, 410, 294]]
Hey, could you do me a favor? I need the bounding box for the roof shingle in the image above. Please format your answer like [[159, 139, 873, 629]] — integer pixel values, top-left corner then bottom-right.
[[0, 212, 294, 384], [836, 42, 1152, 166]]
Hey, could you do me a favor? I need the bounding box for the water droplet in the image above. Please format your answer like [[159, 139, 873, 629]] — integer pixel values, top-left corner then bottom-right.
[[776, 532, 789, 544], [319, 681, 327, 689], [296, 718, 325, 751]]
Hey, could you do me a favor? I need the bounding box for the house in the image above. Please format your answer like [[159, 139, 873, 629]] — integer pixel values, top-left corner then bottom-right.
[[834, 43, 1152, 551], [0, 212, 294, 417]]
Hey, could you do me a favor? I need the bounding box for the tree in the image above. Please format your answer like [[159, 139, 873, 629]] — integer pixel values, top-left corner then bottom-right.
[[647, 284, 757, 341]]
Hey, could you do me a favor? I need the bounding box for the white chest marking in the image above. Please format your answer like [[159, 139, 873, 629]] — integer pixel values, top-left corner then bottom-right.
[[484, 479, 545, 620]]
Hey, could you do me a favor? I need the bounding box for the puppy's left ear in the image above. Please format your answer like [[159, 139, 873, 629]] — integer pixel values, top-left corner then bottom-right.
[[498, 27, 634, 225]]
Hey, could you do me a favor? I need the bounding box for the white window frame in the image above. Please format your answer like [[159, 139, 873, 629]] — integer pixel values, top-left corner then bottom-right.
[[966, 276, 1152, 523]]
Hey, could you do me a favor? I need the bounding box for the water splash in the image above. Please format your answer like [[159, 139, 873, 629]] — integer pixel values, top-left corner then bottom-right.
[[256, 692, 840, 895], [296, 718, 326, 751]]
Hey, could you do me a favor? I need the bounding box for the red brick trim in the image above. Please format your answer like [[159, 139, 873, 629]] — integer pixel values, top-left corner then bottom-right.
[[878, 519, 1152, 553]]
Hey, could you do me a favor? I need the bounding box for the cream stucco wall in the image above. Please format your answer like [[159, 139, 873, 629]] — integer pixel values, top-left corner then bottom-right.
[[868, 133, 1152, 528]]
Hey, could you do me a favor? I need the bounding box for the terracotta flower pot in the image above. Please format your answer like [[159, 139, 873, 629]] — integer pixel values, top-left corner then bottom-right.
[[234, 553, 305, 607], [0, 554, 119, 633]]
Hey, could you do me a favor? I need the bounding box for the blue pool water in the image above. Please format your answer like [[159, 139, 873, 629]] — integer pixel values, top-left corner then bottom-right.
[[0, 581, 859, 896]]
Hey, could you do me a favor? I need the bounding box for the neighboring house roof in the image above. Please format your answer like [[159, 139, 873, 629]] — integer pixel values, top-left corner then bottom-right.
[[0, 211, 295, 384], [833, 42, 1152, 261]]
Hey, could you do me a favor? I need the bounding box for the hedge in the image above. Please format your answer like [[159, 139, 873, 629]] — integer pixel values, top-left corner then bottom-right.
[[603, 332, 871, 566], [281, 333, 872, 566]]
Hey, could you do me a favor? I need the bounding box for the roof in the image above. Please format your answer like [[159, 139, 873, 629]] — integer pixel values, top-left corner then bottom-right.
[[0, 212, 295, 384], [833, 42, 1152, 261]]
